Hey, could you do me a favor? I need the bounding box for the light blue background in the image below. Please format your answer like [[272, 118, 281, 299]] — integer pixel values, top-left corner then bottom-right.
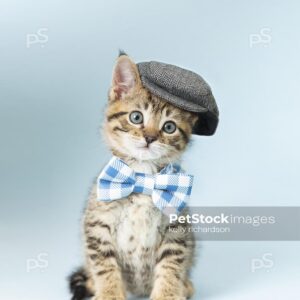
[[1, 0, 299, 299]]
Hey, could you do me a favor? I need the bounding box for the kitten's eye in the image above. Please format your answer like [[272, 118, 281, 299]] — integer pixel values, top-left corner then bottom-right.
[[163, 121, 176, 134], [129, 111, 143, 124]]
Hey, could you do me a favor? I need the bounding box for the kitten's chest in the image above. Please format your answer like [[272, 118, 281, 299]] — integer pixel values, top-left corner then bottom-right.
[[116, 194, 163, 253], [115, 161, 164, 275]]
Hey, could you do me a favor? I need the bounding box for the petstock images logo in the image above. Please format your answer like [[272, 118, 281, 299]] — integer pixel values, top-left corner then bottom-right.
[[167, 207, 300, 241]]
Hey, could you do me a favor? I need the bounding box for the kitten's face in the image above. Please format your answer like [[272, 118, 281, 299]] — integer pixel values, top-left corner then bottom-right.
[[103, 55, 197, 164]]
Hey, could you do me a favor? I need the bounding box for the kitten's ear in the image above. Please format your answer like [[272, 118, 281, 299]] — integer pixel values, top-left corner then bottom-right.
[[109, 55, 141, 101]]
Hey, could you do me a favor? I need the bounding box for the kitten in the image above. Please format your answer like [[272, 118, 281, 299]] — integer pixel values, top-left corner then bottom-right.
[[69, 54, 198, 300]]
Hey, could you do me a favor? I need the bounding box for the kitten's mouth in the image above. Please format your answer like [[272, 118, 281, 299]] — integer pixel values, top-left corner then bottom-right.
[[140, 144, 149, 148], [135, 143, 158, 157], [137, 145, 151, 150], [127, 139, 165, 160], [135, 142, 150, 149]]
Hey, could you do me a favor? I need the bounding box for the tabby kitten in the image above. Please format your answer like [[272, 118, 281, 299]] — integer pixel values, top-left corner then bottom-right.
[[69, 54, 198, 300]]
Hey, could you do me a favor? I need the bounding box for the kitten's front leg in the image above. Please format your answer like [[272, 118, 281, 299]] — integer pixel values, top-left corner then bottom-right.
[[150, 237, 194, 300], [85, 213, 126, 300]]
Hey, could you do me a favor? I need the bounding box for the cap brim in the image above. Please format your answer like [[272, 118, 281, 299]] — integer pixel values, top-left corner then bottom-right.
[[192, 111, 219, 136]]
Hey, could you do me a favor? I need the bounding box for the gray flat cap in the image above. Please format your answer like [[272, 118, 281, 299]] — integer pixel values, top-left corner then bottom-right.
[[137, 61, 219, 135]]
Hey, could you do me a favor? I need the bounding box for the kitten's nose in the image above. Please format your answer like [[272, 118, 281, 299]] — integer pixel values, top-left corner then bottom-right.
[[144, 135, 157, 145]]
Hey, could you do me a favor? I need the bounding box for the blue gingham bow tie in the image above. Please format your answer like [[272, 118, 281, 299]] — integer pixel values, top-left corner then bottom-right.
[[97, 156, 193, 215]]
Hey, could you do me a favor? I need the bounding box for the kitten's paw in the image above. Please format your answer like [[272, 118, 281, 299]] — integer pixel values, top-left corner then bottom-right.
[[151, 297, 186, 300], [92, 292, 125, 300], [184, 279, 194, 298], [151, 292, 186, 300], [92, 297, 125, 300]]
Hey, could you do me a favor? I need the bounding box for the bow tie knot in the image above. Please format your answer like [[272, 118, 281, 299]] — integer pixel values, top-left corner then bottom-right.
[[133, 173, 155, 194], [97, 157, 193, 215]]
